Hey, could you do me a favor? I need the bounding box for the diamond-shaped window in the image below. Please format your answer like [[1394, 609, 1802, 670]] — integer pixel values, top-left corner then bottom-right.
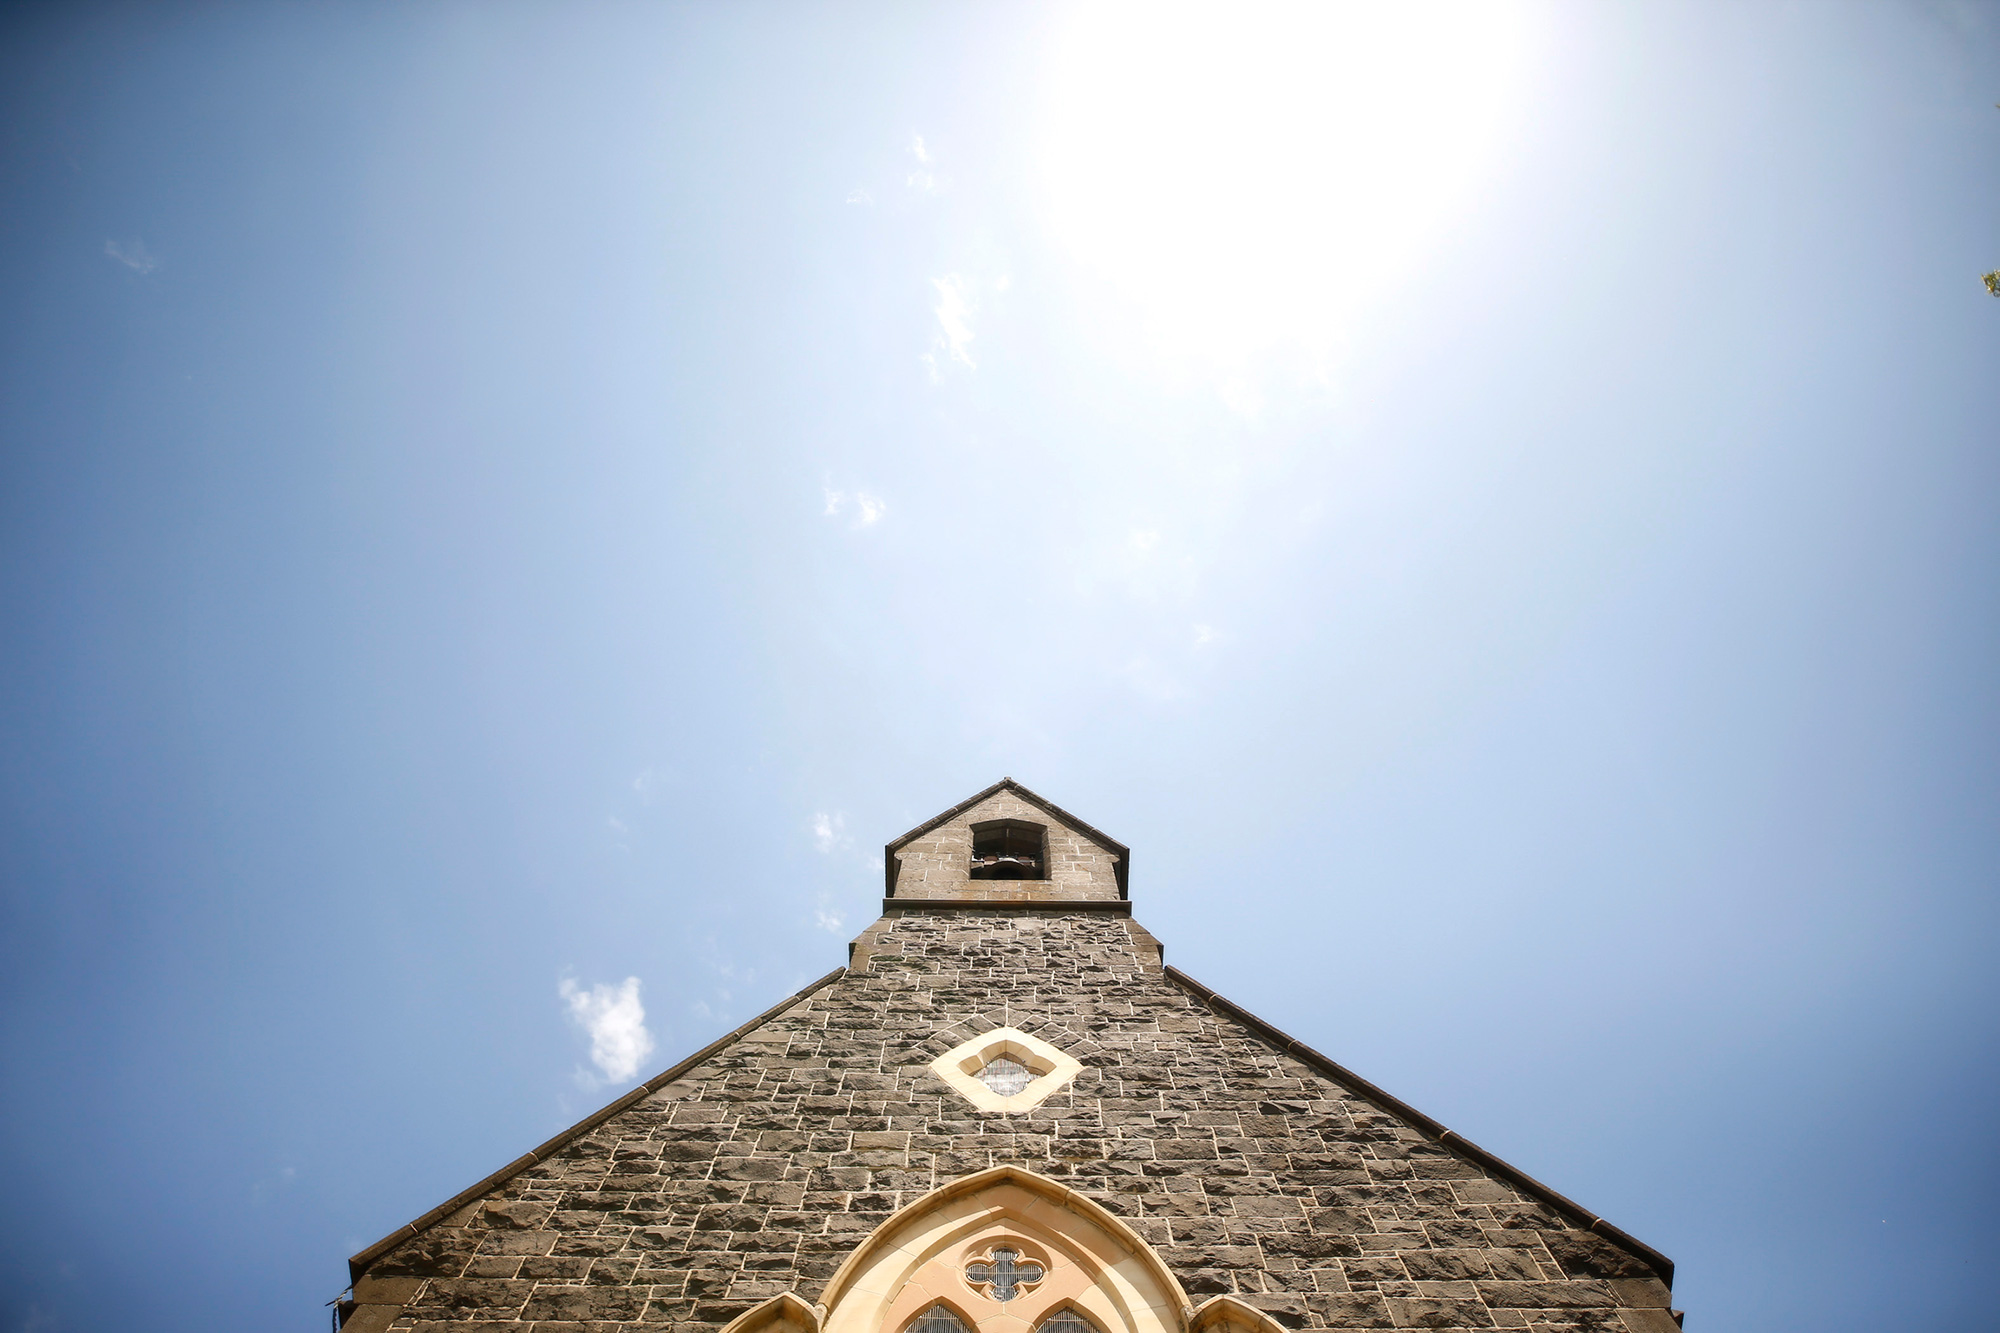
[[930, 1027, 1083, 1113]]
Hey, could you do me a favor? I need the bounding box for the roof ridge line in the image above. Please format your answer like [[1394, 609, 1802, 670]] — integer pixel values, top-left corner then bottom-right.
[[1161, 964, 1674, 1287], [347, 966, 847, 1280]]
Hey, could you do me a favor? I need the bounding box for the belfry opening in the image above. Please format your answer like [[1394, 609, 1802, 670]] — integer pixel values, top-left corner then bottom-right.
[[968, 819, 1046, 880], [339, 777, 1683, 1333]]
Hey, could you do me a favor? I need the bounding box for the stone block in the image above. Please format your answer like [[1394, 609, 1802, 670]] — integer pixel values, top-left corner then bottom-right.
[[351, 1276, 422, 1304], [1475, 1281, 1615, 1309], [1541, 1232, 1661, 1282], [1385, 1296, 1494, 1328], [1311, 1292, 1397, 1328]]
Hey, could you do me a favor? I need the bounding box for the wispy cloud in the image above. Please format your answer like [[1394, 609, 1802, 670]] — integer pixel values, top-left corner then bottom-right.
[[906, 134, 942, 194], [845, 187, 874, 206], [1193, 623, 1217, 645], [812, 811, 850, 854], [250, 1164, 298, 1204], [559, 976, 655, 1087], [104, 238, 156, 273], [922, 274, 977, 380], [813, 895, 847, 934], [822, 480, 887, 528]]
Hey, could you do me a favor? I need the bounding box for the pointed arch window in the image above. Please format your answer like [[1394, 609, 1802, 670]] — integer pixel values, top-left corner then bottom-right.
[[907, 1307, 970, 1333], [1035, 1310, 1101, 1333]]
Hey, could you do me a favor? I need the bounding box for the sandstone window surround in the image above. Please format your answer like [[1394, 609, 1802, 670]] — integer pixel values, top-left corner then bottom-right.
[[929, 1027, 1083, 1113], [722, 1168, 1296, 1333], [819, 1167, 1186, 1333]]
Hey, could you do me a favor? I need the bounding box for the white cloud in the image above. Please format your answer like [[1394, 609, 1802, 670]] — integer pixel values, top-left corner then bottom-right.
[[814, 900, 847, 934], [250, 1164, 298, 1204], [104, 238, 156, 273], [907, 134, 945, 193], [845, 187, 875, 205], [559, 976, 655, 1086], [931, 274, 976, 369], [823, 480, 886, 528], [1194, 623, 1217, 645], [812, 812, 850, 854]]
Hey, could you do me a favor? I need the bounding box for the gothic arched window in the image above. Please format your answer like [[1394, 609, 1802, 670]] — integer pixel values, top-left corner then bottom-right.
[[1036, 1310, 1101, 1333], [969, 820, 1047, 880], [907, 1306, 970, 1333]]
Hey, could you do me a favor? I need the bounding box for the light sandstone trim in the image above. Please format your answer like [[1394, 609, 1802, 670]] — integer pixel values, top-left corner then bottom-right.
[[817, 1166, 1194, 1333], [929, 1026, 1085, 1113], [1188, 1296, 1293, 1333], [721, 1292, 822, 1333]]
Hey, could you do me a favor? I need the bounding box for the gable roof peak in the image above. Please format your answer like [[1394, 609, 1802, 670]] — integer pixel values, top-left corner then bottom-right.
[[884, 778, 1130, 898]]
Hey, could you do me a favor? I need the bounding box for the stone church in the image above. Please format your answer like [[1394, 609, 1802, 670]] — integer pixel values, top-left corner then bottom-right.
[[339, 779, 1682, 1333]]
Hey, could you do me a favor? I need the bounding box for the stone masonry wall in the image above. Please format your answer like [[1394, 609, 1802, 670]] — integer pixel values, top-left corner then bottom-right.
[[353, 908, 1676, 1333], [888, 793, 1123, 901]]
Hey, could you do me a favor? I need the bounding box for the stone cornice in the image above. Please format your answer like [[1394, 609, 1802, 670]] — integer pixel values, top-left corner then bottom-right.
[[881, 897, 1132, 914]]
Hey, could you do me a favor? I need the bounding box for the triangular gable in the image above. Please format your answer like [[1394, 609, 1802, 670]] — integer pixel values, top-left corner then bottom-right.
[[883, 778, 1130, 897]]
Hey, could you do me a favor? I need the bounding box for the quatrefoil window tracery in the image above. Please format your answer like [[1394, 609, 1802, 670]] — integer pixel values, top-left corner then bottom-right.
[[964, 1245, 1045, 1302]]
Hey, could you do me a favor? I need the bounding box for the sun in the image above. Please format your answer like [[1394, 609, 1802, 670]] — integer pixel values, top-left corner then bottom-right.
[[1033, 0, 1537, 396]]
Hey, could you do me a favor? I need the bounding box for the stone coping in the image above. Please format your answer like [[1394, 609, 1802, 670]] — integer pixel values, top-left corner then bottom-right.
[[346, 966, 848, 1281], [1163, 964, 1676, 1287]]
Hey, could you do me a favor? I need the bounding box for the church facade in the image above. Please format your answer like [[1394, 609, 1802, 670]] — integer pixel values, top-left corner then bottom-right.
[[340, 780, 1681, 1333]]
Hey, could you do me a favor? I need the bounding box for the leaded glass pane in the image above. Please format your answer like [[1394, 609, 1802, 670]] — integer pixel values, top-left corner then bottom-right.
[[1037, 1309, 1099, 1333], [977, 1055, 1033, 1097], [910, 1306, 971, 1333]]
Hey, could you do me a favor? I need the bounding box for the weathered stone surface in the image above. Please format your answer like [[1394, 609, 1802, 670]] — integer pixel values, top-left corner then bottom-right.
[[351, 901, 1672, 1333]]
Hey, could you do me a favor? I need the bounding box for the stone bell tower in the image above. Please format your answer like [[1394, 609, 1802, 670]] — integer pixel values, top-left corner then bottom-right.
[[339, 779, 1683, 1333]]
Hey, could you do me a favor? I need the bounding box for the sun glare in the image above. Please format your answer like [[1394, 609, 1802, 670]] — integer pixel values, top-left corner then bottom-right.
[[1035, 1, 1534, 397]]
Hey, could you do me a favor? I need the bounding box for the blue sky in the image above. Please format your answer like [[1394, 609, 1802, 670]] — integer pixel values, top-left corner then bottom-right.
[[1, 3, 1996, 1330]]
